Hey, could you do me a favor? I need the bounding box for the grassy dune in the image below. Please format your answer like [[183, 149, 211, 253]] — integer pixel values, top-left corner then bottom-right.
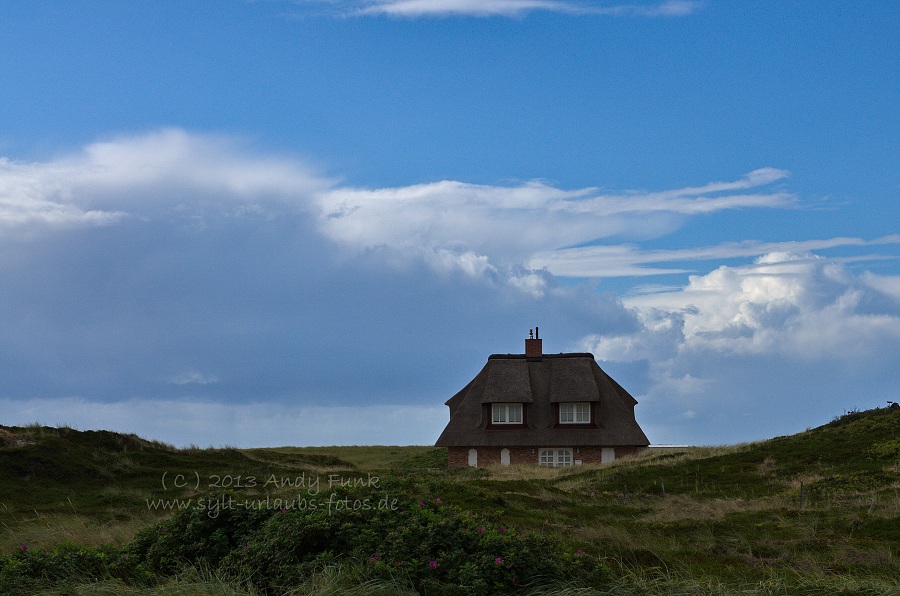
[[1, 408, 898, 594]]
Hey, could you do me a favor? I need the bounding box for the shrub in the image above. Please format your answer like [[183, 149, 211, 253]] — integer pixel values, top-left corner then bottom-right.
[[216, 491, 611, 594], [126, 492, 272, 576], [114, 487, 612, 594], [0, 542, 132, 595]]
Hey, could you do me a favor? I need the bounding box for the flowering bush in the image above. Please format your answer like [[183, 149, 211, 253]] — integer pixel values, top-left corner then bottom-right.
[[1, 487, 612, 595]]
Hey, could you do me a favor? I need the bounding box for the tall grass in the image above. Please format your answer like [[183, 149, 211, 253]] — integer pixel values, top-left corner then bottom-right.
[[267, 445, 438, 469], [33, 564, 261, 596], [4, 409, 899, 595], [0, 509, 161, 552]]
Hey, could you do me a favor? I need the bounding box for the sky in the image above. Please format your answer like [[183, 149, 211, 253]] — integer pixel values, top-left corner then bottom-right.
[[1, 1, 897, 447]]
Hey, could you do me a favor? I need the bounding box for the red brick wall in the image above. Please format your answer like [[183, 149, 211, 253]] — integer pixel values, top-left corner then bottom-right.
[[506, 446, 535, 465], [446, 445, 641, 468], [447, 447, 469, 468], [525, 338, 542, 358], [573, 446, 602, 464], [615, 445, 643, 459]]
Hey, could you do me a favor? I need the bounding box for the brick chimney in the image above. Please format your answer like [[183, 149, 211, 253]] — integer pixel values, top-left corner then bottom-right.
[[525, 327, 542, 359]]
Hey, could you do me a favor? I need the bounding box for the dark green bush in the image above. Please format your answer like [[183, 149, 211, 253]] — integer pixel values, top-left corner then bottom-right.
[[127, 491, 272, 575], [215, 491, 611, 594], [117, 488, 612, 594], [0, 542, 130, 595], [1, 485, 612, 594]]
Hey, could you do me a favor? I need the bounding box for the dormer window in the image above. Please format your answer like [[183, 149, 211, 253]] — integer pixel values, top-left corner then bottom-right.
[[560, 402, 590, 424], [492, 403, 523, 424]]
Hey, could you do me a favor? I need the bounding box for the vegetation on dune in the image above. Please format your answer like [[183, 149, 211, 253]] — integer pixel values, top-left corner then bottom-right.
[[1, 407, 898, 594]]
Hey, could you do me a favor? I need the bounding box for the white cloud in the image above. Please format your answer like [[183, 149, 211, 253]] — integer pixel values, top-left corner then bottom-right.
[[530, 235, 900, 278], [355, 0, 702, 18], [315, 170, 794, 277], [0, 130, 329, 230], [359, 0, 567, 17], [636, 0, 701, 16], [170, 371, 219, 386], [1, 131, 818, 314], [580, 253, 900, 443], [0, 158, 127, 229], [1, 130, 895, 448], [615, 252, 900, 359], [583, 253, 900, 421], [506, 268, 552, 298], [861, 271, 900, 303], [424, 248, 498, 278], [72, 129, 329, 200], [1, 130, 798, 296]]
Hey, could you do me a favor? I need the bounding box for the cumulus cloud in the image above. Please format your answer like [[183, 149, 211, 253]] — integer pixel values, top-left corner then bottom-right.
[[581, 253, 900, 442], [599, 252, 900, 360], [2, 129, 896, 447], [354, 0, 702, 18], [2, 130, 797, 295], [0, 158, 127, 229], [71, 129, 329, 200], [0, 129, 329, 230], [314, 169, 794, 280]]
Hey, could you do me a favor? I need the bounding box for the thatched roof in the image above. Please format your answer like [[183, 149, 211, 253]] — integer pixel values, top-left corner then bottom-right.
[[435, 353, 649, 448]]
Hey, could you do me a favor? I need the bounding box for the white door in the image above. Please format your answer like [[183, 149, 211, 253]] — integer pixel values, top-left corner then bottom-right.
[[468, 448, 478, 467], [500, 448, 510, 466], [601, 447, 616, 463]]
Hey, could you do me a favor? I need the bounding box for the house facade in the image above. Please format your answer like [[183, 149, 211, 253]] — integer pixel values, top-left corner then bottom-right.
[[435, 330, 649, 467]]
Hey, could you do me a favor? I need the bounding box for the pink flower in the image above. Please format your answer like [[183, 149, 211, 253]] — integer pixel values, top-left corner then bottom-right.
[[477, 526, 484, 533], [20, 545, 28, 551], [495, 557, 503, 564], [436, 498, 441, 503], [419, 501, 425, 506], [429, 560, 437, 569], [371, 554, 380, 562], [576, 549, 584, 554]]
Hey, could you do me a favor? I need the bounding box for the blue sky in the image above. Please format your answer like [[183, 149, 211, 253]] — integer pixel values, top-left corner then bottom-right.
[[1, 1, 897, 447]]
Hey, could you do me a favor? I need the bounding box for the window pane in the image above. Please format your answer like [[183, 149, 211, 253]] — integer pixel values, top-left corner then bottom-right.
[[560, 403, 573, 422], [575, 403, 590, 423], [509, 403, 522, 423], [492, 403, 523, 424]]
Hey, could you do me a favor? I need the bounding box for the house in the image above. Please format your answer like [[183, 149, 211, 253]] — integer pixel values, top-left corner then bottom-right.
[[435, 329, 650, 467]]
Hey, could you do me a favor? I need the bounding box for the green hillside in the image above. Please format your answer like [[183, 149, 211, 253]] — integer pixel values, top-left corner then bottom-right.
[[1, 408, 898, 594]]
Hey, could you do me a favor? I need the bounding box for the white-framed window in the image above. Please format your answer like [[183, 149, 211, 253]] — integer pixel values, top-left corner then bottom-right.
[[559, 402, 590, 424], [492, 403, 523, 424], [539, 448, 573, 467]]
